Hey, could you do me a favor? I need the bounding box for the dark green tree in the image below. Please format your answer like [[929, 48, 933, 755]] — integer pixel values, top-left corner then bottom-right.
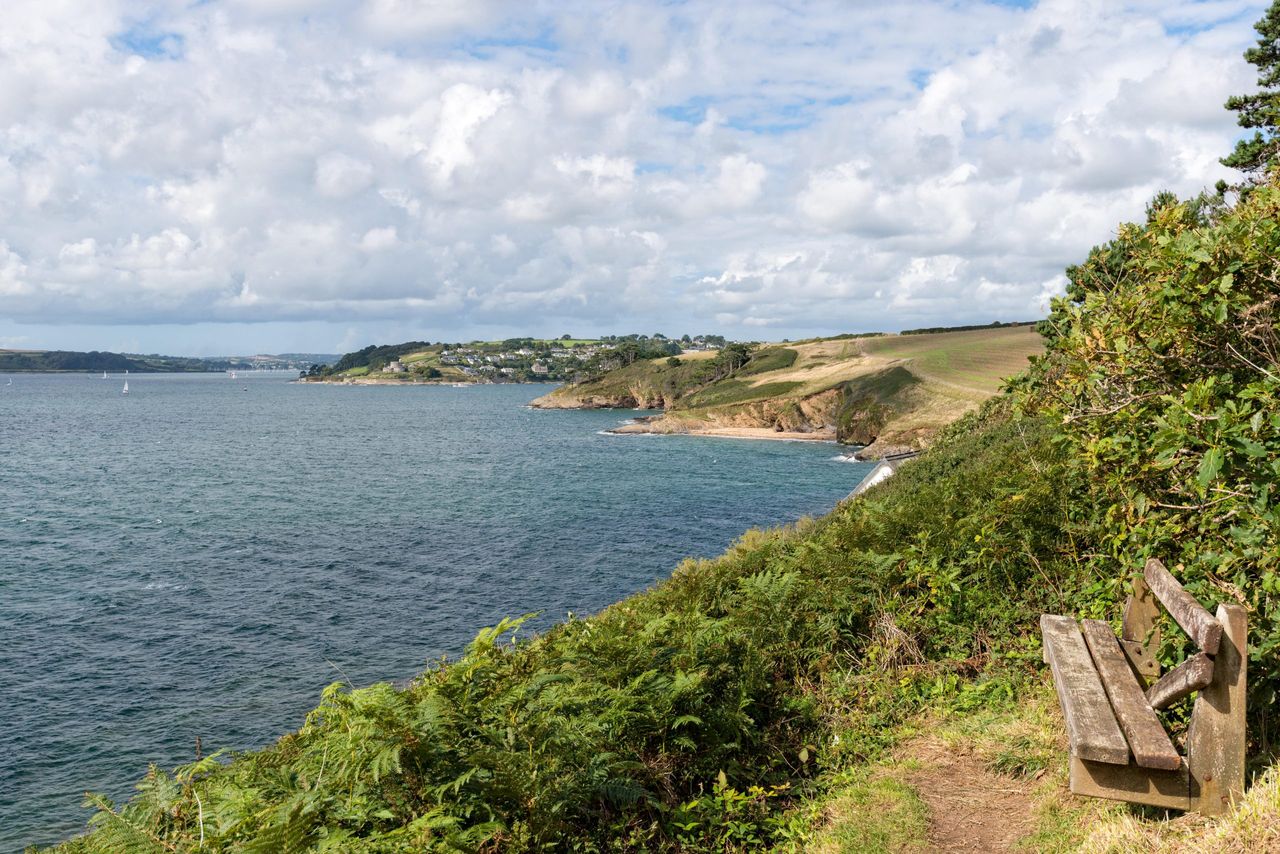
[[1223, 1, 1280, 180]]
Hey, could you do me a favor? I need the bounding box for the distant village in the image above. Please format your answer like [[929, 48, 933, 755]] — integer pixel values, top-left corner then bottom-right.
[[311, 333, 729, 383], [432, 335, 721, 381]]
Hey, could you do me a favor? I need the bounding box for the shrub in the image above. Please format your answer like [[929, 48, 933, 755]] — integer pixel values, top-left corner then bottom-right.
[[1019, 184, 1280, 750]]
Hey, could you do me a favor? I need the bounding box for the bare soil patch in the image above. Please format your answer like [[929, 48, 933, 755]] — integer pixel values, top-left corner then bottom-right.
[[901, 735, 1039, 853]]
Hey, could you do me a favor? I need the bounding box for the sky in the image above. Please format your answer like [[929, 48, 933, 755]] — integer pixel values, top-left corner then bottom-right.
[[0, 0, 1270, 356]]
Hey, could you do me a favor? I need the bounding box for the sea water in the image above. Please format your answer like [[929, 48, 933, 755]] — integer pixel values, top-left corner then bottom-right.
[[0, 373, 872, 849]]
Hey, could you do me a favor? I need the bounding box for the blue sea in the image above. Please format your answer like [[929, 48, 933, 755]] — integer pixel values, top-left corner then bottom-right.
[[0, 373, 871, 850]]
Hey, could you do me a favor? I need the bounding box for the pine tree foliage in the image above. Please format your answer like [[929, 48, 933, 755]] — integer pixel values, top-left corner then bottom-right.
[[1224, 0, 1280, 179]]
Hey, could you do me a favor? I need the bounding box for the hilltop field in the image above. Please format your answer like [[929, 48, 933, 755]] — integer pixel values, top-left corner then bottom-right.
[[532, 325, 1045, 457]]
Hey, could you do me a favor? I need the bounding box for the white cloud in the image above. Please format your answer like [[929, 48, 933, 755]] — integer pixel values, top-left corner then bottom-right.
[[426, 83, 512, 185], [360, 226, 398, 251], [0, 0, 1269, 351], [715, 154, 766, 209], [315, 152, 375, 199]]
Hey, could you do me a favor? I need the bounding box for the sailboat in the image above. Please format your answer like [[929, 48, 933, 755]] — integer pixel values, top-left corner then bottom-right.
[[122, 380, 129, 395], [102, 371, 108, 379]]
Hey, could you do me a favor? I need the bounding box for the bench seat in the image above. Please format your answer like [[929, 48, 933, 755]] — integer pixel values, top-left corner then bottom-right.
[[1041, 615, 1181, 770], [1041, 615, 1129, 765]]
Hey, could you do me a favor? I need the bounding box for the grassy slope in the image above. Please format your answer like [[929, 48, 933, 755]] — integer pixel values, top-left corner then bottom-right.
[[327, 347, 471, 382], [535, 329, 1044, 450], [859, 326, 1045, 395]]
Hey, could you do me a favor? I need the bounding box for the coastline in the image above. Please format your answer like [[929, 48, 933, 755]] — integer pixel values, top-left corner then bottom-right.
[[298, 378, 559, 386], [606, 421, 837, 442], [601, 415, 912, 456]]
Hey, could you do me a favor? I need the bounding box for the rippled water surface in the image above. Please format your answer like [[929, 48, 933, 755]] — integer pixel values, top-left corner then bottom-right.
[[0, 373, 871, 849]]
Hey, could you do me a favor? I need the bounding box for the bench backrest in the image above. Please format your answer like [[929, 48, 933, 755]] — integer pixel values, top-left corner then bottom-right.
[[1124, 559, 1224, 710]]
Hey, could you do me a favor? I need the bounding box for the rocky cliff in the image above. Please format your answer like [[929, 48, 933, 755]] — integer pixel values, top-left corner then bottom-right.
[[531, 331, 1043, 458]]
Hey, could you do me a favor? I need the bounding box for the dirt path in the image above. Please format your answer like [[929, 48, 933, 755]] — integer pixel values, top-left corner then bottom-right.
[[901, 736, 1039, 852]]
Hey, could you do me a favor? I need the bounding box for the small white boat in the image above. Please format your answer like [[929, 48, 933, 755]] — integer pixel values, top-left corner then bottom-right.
[[102, 371, 108, 379], [229, 370, 237, 379], [122, 380, 129, 395]]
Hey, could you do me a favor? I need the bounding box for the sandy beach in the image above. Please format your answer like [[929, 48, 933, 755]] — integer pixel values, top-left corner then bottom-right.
[[607, 421, 837, 442]]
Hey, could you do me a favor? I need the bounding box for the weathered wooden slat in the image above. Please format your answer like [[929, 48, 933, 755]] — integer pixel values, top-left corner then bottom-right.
[[1187, 604, 1247, 816], [1122, 574, 1161, 681], [1123, 573, 1161, 645], [1081, 620, 1181, 770], [1146, 652, 1214, 711], [1120, 639, 1160, 680], [1041, 614, 1129, 765], [1144, 559, 1223, 654], [1070, 756, 1191, 811]]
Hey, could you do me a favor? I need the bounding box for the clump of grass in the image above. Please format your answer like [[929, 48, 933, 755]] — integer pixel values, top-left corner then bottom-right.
[[1078, 765, 1280, 853], [805, 768, 930, 853]]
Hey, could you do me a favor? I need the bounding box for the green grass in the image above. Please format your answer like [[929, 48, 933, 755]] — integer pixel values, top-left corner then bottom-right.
[[551, 355, 721, 404], [804, 769, 930, 853], [682, 380, 803, 408], [834, 365, 920, 400], [737, 347, 798, 377], [860, 327, 1043, 393]]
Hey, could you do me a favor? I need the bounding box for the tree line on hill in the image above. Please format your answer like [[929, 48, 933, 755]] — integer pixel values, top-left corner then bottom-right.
[[1, 350, 225, 373], [899, 320, 1038, 336]]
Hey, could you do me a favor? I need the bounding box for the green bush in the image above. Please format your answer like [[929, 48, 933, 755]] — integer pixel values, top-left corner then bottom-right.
[[49, 185, 1280, 851], [682, 380, 803, 409], [1019, 184, 1280, 750]]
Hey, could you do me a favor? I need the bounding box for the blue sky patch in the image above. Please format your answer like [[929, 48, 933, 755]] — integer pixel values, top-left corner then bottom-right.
[[635, 161, 673, 174], [111, 24, 185, 60], [658, 96, 716, 124], [459, 27, 560, 61]]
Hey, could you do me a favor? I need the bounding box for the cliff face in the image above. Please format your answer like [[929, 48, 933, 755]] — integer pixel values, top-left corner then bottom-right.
[[679, 387, 843, 436], [531, 332, 1043, 457], [595, 374, 946, 457], [529, 385, 671, 410]]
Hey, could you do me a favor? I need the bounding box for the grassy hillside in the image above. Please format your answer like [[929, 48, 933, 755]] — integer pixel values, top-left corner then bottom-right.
[[860, 325, 1044, 395], [532, 327, 1045, 454], [1, 350, 220, 373]]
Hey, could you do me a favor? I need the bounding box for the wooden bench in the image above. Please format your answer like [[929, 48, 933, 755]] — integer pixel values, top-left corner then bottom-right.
[[1041, 558, 1247, 814]]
